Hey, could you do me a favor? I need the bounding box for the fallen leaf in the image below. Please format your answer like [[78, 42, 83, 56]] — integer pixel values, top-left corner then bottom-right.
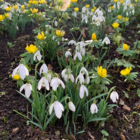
[[88, 131, 95, 140]]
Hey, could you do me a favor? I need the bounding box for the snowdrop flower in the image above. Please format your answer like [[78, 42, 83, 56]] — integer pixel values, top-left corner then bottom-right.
[[79, 85, 88, 99], [49, 101, 64, 119], [33, 50, 42, 61], [80, 67, 88, 76], [110, 91, 119, 103], [90, 103, 98, 114], [54, 21, 58, 27], [76, 73, 84, 84], [102, 37, 110, 45], [40, 64, 48, 74], [61, 68, 74, 83], [12, 64, 29, 80], [68, 40, 76, 46], [38, 77, 49, 90], [65, 51, 72, 58], [20, 83, 32, 98], [74, 52, 82, 61], [46, 73, 52, 82], [68, 101, 76, 112], [50, 77, 65, 91]]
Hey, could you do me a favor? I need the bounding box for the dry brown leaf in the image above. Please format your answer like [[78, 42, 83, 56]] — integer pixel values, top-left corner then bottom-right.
[[70, 132, 76, 140], [48, 64, 53, 70], [105, 25, 115, 35], [88, 131, 95, 140], [81, 28, 86, 39], [120, 132, 126, 140]]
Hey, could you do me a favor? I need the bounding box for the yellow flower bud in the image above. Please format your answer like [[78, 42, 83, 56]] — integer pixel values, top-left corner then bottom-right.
[[91, 33, 97, 41], [97, 66, 107, 78], [13, 75, 20, 80], [74, 7, 79, 12], [123, 44, 129, 50]]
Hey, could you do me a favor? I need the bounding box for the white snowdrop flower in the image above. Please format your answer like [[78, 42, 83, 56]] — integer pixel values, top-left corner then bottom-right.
[[38, 77, 49, 90], [9, 12, 12, 19], [52, 36, 55, 40], [12, 64, 29, 80], [68, 101, 76, 112], [68, 40, 76, 46], [65, 51, 72, 58], [74, 52, 82, 61], [62, 37, 64, 41], [77, 41, 85, 48], [108, 9, 111, 13], [80, 67, 89, 76], [33, 50, 42, 61], [79, 85, 88, 99], [1, 2, 10, 9], [90, 103, 98, 114], [57, 41, 60, 45], [76, 73, 84, 84], [54, 21, 58, 27], [85, 40, 93, 46], [49, 101, 64, 119], [50, 77, 65, 91], [72, 12, 77, 17], [102, 37, 110, 45], [20, 83, 32, 98], [40, 64, 48, 75], [110, 91, 119, 103], [132, 9, 135, 15], [61, 68, 74, 83], [126, 12, 128, 16]]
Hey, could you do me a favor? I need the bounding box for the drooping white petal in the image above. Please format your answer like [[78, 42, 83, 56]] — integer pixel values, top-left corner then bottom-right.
[[12, 66, 19, 77], [25, 84, 31, 98], [49, 103, 54, 115], [65, 51, 72, 58], [90, 103, 98, 114], [70, 74, 74, 83], [110, 91, 119, 103], [68, 40, 76, 46], [79, 85, 84, 99], [58, 102, 64, 111], [54, 101, 62, 119], [20, 84, 26, 92], [34, 50, 42, 61], [40, 64, 48, 74], [37, 78, 43, 90], [68, 101, 75, 112]]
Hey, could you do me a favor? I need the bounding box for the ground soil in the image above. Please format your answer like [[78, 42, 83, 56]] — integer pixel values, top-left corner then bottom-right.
[[0, 9, 140, 140]]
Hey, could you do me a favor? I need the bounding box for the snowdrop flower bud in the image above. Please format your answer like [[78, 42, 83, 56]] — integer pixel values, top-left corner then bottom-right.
[[40, 64, 48, 74], [90, 103, 98, 114], [110, 91, 119, 103], [102, 37, 110, 45], [76, 73, 84, 84], [54, 21, 58, 27], [49, 101, 64, 119], [33, 50, 42, 61], [38, 77, 49, 90], [68, 101, 76, 112], [65, 51, 72, 58], [12, 64, 29, 80], [20, 83, 32, 98], [79, 85, 88, 99], [68, 40, 76, 46]]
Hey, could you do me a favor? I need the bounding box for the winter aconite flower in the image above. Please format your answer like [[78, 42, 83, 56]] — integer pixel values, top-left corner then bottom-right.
[[112, 22, 119, 28], [5, 6, 11, 11], [21, 5, 25, 10], [37, 31, 45, 40], [85, 4, 90, 8], [0, 15, 5, 21], [90, 103, 98, 114], [97, 66, 107, 78], [123, 43, 129, 50], [49, 101, 64, 119], [56, 30, 65, 37], [118, 15, 122, 20], [26, 44, 38, 54], [91, 33, 97, 41], [120, 67, 131, 76], [13, 75, 20, 80], [110, 91, 119, 103], [30, 8, 38, 14], [74, 7, 79, 12]]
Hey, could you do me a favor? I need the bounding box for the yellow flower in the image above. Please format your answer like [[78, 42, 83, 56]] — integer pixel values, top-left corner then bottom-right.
[[92, 7, 96, 12], [123, 43, 129, 50], [50, 3, 52, 7], [37, 31, 45, 40], [120, 0, 124, 4], [4, 13, 9, 18], [21, 5, 25, 10], [85, 4, 90, 8], [0, 15, 5, 21], [91, 33, 97, 41], [39, 0, 47, 4], [74, 7, 79, 12], [114, 0, 118, 2], [120, 67, 131, 76], [27, 4, 30, 7], [13, 5, 17, 10], [71, 0, 77, 2], [135, 0, 138, 2], [123, 17, 129, 22], [118, 15, 122, 20], [0, 0, 4, 1], [112, 6, 115, 9], [32, 0, 38, 4], [56, 30, 65, 37], [67, 4, 70, 8], [97, 66, 107, 78], [30, 8, 38, 13], [13, 75, 20, 80], [26, 44, 38, 54], [5, 6, 11, 11], [112, 22, 119, 28]]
